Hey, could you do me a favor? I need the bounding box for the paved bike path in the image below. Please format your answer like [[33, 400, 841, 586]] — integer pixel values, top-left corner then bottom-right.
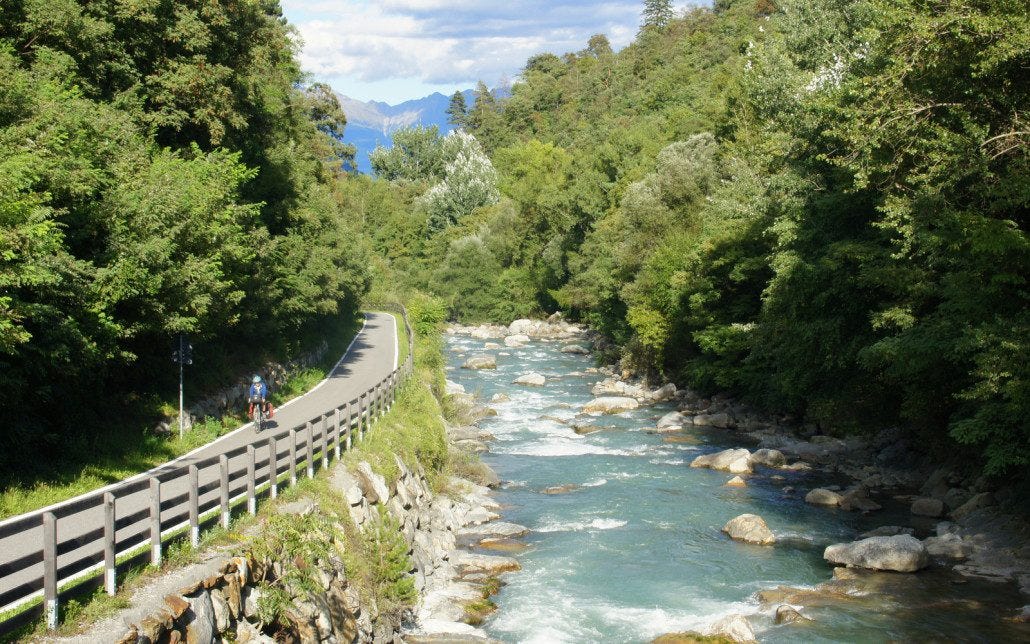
[[0, 312, 397, 611]]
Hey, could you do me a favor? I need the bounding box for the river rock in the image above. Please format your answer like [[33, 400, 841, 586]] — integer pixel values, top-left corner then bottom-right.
[[824, 535, 930, 572], [923, 533, 972, 560], [657, 411, 688, 429], [690, 448, 753, 474], [469, 325, 505, 339], [911, 497, 945, 517], [750, 448, 786, 468], [591, 378, 646, 398], [508, 319, 536, 335], [725, 476, 747, 488], [805, 488, 843, 507], [951, 492, 994, 521], [504, 334, 531, 347], [560, 344, 590, 354], [543, 484, 581, 494], [692, 412, 734, 428], [462, 354, 497, 370], [706, 614, 756, 642], [445, 380, 466, 395], [839, 488, 882, 512], [458, 522, 529, 542], [722, 514, 776, 545], [583, 396, 639, 414], [513, 372, 546, 386], [775, 605, 811, 625], [455, 552, 522, 576], [649, 383, 677, 402]]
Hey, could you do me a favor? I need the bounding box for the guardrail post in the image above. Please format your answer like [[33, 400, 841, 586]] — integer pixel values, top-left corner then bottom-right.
[[149, 477, 161, 567], [358, 396, 366, 441], [104, 492, 117, 595], [188, 465, 200, 547], [345, 405, 353, 450], [219, 455, 230, 529], [333, 408, 342, 459], [43, 511, 58, 630], [268, 436, 278, 499], [306, 421, 314, 478], [321, 414, 329, 469], [289, 429, 298, 487], [247, 445, 256, 515]]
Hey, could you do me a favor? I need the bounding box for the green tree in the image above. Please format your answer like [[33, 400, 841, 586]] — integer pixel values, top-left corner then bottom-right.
[[641, 0, 675, 30], [446, 90, 467, 127]]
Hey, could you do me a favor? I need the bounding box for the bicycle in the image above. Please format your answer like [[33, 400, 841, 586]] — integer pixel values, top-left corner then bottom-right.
[[250, 397, 267, 430]]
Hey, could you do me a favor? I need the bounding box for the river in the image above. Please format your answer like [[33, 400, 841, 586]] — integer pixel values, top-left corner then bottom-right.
[[444, 332, 1028, 643]]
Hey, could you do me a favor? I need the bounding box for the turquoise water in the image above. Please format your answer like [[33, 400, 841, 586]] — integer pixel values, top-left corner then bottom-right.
[[444, 335, 1028, 643]]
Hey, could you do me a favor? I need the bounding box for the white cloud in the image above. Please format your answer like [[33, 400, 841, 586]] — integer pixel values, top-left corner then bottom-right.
[[281, 0, 646, 100]]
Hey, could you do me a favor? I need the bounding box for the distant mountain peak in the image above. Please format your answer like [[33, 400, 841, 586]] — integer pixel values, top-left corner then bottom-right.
[[337, 89, 476, 173]]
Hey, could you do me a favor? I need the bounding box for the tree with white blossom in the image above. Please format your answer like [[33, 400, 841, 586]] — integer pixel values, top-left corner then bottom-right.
[[419, 130, 500, 231]]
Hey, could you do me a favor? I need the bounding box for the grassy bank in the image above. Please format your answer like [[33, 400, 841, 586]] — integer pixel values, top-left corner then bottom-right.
[[0, 313, 364, 519]]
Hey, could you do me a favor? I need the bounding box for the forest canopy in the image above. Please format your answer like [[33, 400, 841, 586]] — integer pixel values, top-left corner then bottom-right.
[[0, 0, 370, 467], [366, 0, 1029, 476]]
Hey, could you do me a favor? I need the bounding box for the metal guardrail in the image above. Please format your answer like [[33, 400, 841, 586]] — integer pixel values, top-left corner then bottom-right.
[[0, 306, 414, 634]]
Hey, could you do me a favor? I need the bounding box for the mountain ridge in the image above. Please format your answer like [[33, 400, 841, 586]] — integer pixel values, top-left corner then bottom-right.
[[339, 90, 475, 172]]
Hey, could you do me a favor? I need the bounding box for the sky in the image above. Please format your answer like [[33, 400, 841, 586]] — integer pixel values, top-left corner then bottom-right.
[[279, 1, 652, 104]]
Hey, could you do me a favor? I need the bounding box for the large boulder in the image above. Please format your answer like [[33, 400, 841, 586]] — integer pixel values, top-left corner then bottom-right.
[[649, 383, 678, 402], [508, 319, 536, 336], [750, 448, 786, 468], [911, 497, 945, 517], [951, 492, 994, 521], [560, 344, 590, 354], [462, 354, 497, 370], [706, 614, 756, 642], [690, 448, 753, 474], [444, 380, 466, 395], [657, 411, 688, 429], [839, 488, 882, 512], [692, 412, 735, 428], [774, 605, 811, 625], [722, 514, 776, 545], [504, 334, 531, 347], [823, 535, 930, 572], [923, 534, 972, 560], [805, 488, 843, 507], [590, 377, 647, 399], [582, 396, 640, 414], [513, 372, 546, 386]]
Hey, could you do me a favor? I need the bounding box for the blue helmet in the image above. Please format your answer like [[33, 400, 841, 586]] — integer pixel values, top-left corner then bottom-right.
[[252, 375, 262, 384]]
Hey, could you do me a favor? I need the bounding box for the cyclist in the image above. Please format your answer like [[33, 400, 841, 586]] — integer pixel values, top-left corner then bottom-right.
[[248, 375, 274, 421]]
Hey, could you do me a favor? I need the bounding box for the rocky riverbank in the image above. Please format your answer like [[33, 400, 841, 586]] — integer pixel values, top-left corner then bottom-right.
[[46, 387, 524, 644]]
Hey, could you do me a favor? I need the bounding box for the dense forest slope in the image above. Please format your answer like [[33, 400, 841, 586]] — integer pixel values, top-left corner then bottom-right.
[[0, 1, 369, 473], [366, 0, 1028, 477]]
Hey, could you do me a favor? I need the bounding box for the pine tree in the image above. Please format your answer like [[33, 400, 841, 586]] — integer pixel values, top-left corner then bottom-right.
[[641, 0, 674, 29], [446, 90, 467, 127]]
